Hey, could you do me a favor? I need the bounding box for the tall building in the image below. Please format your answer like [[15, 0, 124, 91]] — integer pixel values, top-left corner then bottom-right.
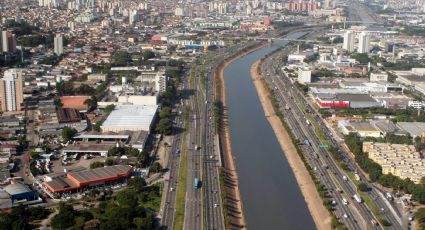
[[358, 32, 370, 54], [0, 69, 24, 112], [342, 30, 355, 52], [0, 31, 17, 53], [129, 10, 138, 25], [54, 34, 63, 56]]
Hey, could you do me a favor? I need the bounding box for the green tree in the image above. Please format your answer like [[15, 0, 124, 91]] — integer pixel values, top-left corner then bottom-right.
[[90, 161, 105, 169], [84, 96, 98, 112], [142, 50, 155, 60], [357, 182, 370, 192], [51, 203, 76, 230], [150, 162, 162, 173], [159, 106, 171, 119], [155, 118, 172, 135], [61, 127, 77, 142], [105, 158, 115, 166]]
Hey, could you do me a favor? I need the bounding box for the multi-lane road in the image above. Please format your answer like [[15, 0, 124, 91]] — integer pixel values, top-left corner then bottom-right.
[[260, 31, 405, 229]]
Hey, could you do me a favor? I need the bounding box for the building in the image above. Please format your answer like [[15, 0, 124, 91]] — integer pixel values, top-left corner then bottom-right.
[[363, 142, 425, 184], [370, 72, 388, 82], [396, 122, 425, 138], [343, 30, 355, 52], [87, 74, 107, 82], [297, 67, 312, 84], [43, 165, 132, 195], [54, 34, 64, 56], [0, 69, 24, 112], [0, 31, 16, 53], [358, 32, 370, 54], [338, 120, 382, 137], [0, 182, 42, 210], [101, 105, 158, 133], [117, 95, 158, 106]]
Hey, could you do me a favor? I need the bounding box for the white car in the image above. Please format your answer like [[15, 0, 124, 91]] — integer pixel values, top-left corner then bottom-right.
[[214, 204, 218, 208], [343, 214, 348, 218]]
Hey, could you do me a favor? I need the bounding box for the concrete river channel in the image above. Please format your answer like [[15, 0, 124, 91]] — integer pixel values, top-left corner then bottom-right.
[[223, 32, 316, 229]]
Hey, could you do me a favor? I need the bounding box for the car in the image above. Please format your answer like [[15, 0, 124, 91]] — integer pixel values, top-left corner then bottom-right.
[[170, 187, 174, 192], [214, 204, 218, 208], [343, 214, 348, 218]]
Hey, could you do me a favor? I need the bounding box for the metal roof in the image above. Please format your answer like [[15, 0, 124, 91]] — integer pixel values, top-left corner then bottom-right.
[[3, 183, 32, 195], [101, 105, 158, 131]]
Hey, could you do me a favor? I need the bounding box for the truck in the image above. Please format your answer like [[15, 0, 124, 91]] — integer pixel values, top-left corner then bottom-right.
[[304, 139, 311, 146], [193, 177, 200, 189], [353, 194, 362, 203]]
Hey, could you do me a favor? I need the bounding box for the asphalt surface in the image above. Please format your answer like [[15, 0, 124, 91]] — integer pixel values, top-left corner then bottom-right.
[[160, 70, 190, 229]]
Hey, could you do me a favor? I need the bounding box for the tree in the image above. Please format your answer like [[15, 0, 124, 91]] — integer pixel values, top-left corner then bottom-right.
[[142, 50, 155, 60], [104, 104, 115, 114], [150, 162, 162, 173], [90, 161, 105, 169], [333, 36, 343, 43], [357, 182, 370, 192], [51, 203, 76, 230], [159, 106, 171, 119], [84, 96, 98, 112], [156, 118, 172, 135], [61, 127, 77, 142], [105, 158, 115, 166]]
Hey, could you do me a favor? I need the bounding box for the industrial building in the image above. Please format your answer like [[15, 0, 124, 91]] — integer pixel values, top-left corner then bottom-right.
[[101, 105, 158, 133], [0, 182, 42, 210], [43, 165, 132, 194]]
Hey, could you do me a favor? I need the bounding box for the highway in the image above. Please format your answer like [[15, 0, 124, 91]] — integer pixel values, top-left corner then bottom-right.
[[184, 63, 203, 230], [160, 66, 191, 229], [260, 31, 404, 229]]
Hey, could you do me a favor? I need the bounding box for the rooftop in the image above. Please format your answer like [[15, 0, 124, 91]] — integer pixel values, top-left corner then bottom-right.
[[68, 165, 132, 184], [396, 122, 425, 137], [3, 183, 32, 195], [101, 105, 158, 132]]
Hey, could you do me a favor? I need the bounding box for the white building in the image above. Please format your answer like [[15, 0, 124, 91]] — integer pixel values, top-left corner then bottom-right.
[[117, 95, 157, 106], [0, 69, 23, 112], [358, 32, 370, 54], [370, 72, 388, 82], [175, 7, 184, 16], [101, 105, 158, 133], [343, 30, 355, 52], [54, 34, 63, 56], [298, 67, 312, 84], [129, 10, 138, 25]]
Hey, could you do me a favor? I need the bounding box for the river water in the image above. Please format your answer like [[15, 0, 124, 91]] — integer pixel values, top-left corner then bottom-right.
[[223, 32, 316, 229]]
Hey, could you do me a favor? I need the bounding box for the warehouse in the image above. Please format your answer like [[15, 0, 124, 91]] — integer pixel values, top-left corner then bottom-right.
[[315, 93, 382, 109], [43, 165, 132, 194], [101, 105, 158, 133]]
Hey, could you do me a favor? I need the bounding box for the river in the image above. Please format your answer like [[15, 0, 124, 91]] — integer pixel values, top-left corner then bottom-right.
[[223, 32, 316, 229]]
